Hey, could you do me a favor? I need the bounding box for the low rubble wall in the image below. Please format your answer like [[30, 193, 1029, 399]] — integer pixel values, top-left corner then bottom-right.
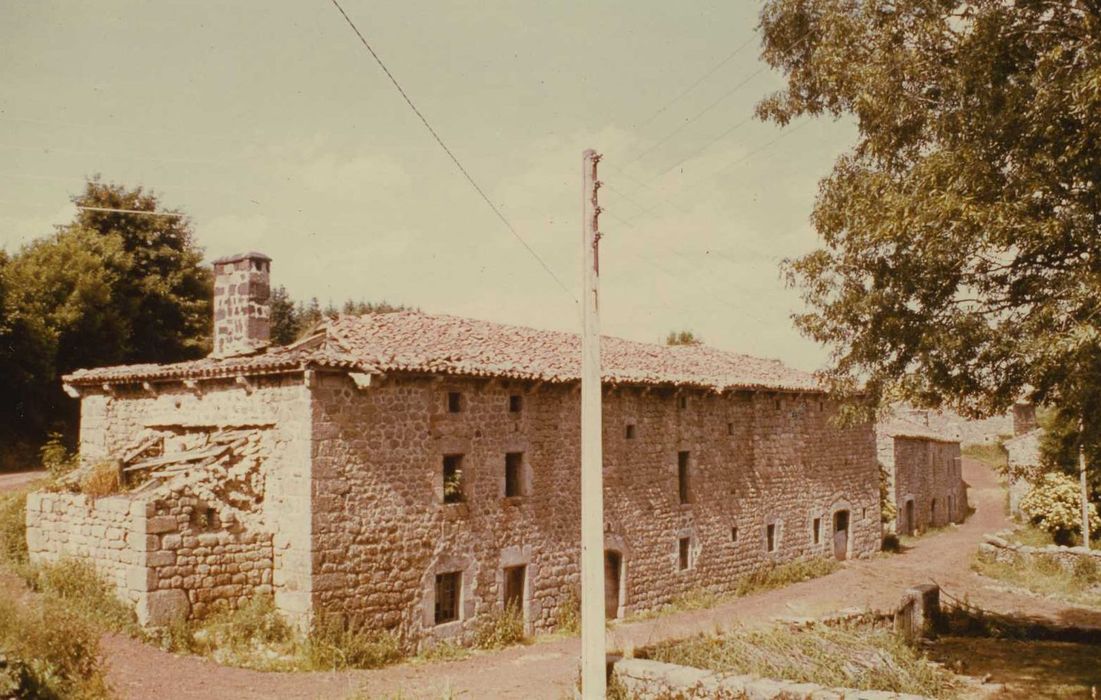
[[979, 532, 1101, 575]]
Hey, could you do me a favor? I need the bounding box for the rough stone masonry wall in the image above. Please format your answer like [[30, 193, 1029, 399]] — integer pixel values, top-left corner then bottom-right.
[[25, 492, 146, 604], [979, 533, 1101, 576], [308, 373, 880, 646], [890, 437, 966, 535], [57, 376, 312, 627]]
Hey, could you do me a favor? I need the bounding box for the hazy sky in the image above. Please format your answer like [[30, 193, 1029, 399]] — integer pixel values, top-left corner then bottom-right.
[[0, 1, 857, 371]]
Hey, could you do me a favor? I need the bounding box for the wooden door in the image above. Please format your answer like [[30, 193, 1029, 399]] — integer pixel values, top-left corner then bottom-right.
[[904, 500, 915, 536], [604, 551, 621, 619], [833, 510, 849, 561]]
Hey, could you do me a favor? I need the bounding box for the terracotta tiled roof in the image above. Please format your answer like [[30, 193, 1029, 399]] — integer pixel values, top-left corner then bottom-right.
[[877, 417, 958, 443], [65, 311, 822, 393]]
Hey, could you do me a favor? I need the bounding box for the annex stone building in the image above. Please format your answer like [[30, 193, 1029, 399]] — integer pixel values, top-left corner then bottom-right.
[[877, 417, 967, 536], [27, 252, 881, 645]]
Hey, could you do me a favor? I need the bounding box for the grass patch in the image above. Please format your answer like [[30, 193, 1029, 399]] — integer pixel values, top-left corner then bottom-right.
[[639, 621, 959, 697], [554, 587, 580, 635], [21, 558, 139, 635], [626, 558, 840, 622], [78, 461, 122, 498], [473, 601, 527, 649], [972, 550, 1101, 609], [962, 443, 1007, 471], [1004, 524, 1055, 548], [414, 639, 472, 663], [0, 489, 30, 569]]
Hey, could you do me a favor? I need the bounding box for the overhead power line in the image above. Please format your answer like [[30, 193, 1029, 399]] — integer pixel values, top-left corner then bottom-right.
[[327, 0, 575, 301], [634, 33, 758, 130]]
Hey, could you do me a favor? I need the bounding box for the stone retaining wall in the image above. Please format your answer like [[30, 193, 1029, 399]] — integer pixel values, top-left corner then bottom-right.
[[979, 532, 1101, 575], [612, 658, 928, 700]]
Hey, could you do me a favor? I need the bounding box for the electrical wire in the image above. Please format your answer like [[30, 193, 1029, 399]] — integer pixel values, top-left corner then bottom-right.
[[328, 0, 575, 301]]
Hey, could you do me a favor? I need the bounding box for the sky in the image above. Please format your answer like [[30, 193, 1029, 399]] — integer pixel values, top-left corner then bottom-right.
[[0, 1, 858, 371]]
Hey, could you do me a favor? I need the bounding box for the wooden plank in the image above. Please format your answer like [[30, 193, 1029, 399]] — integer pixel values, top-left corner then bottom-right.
[[123, 444, 228, 472]]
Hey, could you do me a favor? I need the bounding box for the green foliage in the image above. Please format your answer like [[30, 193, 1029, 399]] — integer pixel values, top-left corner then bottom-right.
[[0, 490, 29, 569], [161, 596, 298, 670], [761, 0, 1101, 431], [879, 463, 896, 525], [665, 329, 702, 346], [973, 550, 1101, 609], [39, 433, 77, 481], [1020, 472, 1101, 545], [554, 587, 581, 635], [0, 596, 110, 699], [269, 285, 414, 345], [1037, 408, 1101, 503], [962, 443, 1008, 472], [305, 614, 404, 671], [22, 559, 139, 635], [472, 601, 527, 649], [641, 621, 957, 697]]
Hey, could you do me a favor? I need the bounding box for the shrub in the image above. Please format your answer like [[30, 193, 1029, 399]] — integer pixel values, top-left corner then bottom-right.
[[306, 614, 404, 670], [1020, 472, 1101, 544], [39, 433, 77, 481], [23, 558, 138, 634], [879, 464, 897, 525], [0, 490, 28, 568], [0, 596, 110, 699], [554, 587, 580, 635], [473, 601, 526, 649], [79, 461, 122, 498]]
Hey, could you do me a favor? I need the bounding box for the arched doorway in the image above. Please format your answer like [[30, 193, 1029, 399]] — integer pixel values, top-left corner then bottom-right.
[[604, 550, 622, 619], [832, 510, 850, 561]]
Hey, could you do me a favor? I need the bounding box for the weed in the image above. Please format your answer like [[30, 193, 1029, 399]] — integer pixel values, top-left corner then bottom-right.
[[39, 433, 78, 481], [21, 558, 138, 634], [972, 551, 1101, 608], [79, 461, 122, 498], [639, 621, 957, 697], [306, 614, 404, 670], [554, 587, 580, 635], [414, 639, 472, 663], [0, 490, 29, 568], [473, 600, 527, 649]]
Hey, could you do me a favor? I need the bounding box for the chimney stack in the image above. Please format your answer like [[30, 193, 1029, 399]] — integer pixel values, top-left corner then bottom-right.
[[211, 252, 271, 358], [1012, 402, 1037, 436]]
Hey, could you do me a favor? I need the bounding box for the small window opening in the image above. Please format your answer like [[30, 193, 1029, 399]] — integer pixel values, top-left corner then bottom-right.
[[727, 422, 734, 436], [731, 526, 738, 542], [505, 452, 523, 497], [677, 451, 690, 504], [677, 394, 688, 410], [766, 524, 776, 552], [813, 518, 821, 545], [447, 392, 462, 413], [929, 499, 936, 518], [818, 401, 824, 412], [434, 571, 462, 624], [862, 507, 868, 520], [625, 423, 636, 439], [775, 398, 782, 410], [443, 454, 464, 504], [509, 394, 523, 413], [503, 565, 525, 614], [678, 537, 691, 570]]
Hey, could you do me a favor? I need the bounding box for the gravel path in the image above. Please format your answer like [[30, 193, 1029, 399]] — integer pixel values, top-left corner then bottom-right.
[[99, 458, 1101, 699]]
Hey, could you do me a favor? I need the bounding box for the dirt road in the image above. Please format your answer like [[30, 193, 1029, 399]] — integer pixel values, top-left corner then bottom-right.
[[100, 458, 1101, 699]]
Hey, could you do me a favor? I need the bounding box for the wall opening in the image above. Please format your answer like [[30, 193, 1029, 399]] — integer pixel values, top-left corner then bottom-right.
[[505, 452, 524, 497], [605, 551, 622, 618], [930, 498, 937, 520], [677, 395, 688, 410], [731, 526, 738, 542], [435, 571, 462, 624], [678, 537, 691, 570], [677, 451, 690, 504], [833, 510, 850, 561], [766, 523, 776, 552], [503, 565, 525, 616], [813, 517, 821, 545], [447, 392, 462, 413], [509, 394, 523, 413], [625, 423, 636, 440], [442, 454, 464, 504]]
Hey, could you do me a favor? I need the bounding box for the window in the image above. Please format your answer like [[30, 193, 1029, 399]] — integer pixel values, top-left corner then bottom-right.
[[434, 572, 461, 624], [766, 524, 776, 552], [503, 565, 525, 614], [505, 452, 524, 497], [677, 451, 690, 504], [727, 422, 734, 436], [509, 395, 523, 413], [678, 537, 691, 570], [625, 423, 636, 439], [443, 454, 464, 504], [813, 518, 821, 545], [677, 395, 688, 410], [775, 398, 782, 410], [731, 526, 738, 542], [447, 392, 462, 413]]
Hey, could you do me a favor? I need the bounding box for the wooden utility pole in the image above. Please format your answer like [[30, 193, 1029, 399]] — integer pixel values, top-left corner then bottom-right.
[[580, 148, 606, 699], [1080, 443, 1091, 550]]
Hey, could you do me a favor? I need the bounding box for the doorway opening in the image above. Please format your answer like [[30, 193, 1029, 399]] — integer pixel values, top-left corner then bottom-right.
[[503, 565, 525, 619], [832, 509, 850, 561], [604, 550, 622, 619]]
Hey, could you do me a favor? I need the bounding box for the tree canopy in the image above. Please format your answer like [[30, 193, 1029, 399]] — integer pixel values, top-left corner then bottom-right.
[[760, 0, 1101, 427]]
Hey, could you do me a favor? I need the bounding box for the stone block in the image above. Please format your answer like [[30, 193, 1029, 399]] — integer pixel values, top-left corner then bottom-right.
[[127, 566, 157, 593], [145, 516, 179, 535], [147, 551, 176, 567], [137, 589, 191, 627], [161, 534, 182, 550]]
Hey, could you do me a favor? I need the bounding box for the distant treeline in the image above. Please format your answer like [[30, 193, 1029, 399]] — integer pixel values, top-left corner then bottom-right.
[[0, 178, 406, 469]]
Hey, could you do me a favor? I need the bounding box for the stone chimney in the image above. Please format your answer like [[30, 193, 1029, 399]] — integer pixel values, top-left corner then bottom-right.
[[1012, 402, 1037, 436], [211, 252, 271, 358]]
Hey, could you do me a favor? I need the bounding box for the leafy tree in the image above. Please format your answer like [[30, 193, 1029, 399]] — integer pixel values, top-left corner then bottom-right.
[[665, 330, 702, 346], [761, 0, 1101, 542]]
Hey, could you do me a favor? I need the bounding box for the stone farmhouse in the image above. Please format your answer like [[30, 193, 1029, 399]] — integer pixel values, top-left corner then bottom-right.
[[877, 417, 967, 536], [27, 252, 881, 645]]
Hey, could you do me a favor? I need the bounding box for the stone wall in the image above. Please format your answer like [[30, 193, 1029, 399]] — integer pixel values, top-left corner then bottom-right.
[[63, 376, 312, 626], [611, 658, 927, 700], [883, 436, 966, 535], [25, 489, 273, 624], [308, 373, 880, 645], [979, 533, 1101, 575]]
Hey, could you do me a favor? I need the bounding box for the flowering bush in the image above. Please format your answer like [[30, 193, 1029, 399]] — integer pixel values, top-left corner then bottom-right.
[[1020, 472, 1101, 545]]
